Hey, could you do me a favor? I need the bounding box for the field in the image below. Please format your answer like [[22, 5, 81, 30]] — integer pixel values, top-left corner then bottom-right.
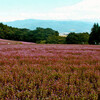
[[0, 40, 100, 99]]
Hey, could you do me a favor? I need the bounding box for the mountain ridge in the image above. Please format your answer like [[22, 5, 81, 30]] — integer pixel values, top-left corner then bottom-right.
[[3, 19, 93, 35]]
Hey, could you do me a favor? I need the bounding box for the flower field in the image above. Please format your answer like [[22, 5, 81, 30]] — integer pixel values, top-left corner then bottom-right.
[[0, 43, 100, 99]]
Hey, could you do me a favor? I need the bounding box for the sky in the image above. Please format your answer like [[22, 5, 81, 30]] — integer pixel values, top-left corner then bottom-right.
[[0, 0, 100, 22]]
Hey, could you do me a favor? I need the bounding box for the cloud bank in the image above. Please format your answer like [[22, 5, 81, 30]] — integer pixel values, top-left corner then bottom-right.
[[1, 0, 100, 22], [53, 0, 100, 21]]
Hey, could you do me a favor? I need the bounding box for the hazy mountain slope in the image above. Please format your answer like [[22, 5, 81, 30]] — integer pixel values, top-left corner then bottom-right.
[[3, 19, 93, 34]]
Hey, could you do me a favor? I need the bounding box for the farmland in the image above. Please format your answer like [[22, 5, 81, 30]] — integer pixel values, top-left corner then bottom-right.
[[0, 41, 100, 99]]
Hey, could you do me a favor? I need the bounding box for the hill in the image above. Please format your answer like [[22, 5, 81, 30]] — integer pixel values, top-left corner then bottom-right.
[[0, 39, 35, 45], [3, 19, 93, 35]]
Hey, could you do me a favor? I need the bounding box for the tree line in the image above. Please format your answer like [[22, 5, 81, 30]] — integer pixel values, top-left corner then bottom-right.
[[0, 23, 65, 44], [66, 23, 100, 45], [0, 23, 99, 44]]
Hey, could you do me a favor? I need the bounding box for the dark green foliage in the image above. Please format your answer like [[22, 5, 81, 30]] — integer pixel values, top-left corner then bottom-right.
[[89, 23, 100, 44], [78, 32, 89, 44], [57, 36, 66, 44], [1, 22, 99, 44], [66, 32, 79, 44], [0, 23, 61, 44], [31, 27, 59, 43], [66, 32, 89, 44]]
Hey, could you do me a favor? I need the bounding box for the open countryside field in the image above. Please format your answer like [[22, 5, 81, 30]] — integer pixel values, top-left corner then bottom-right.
[[0, 40, 100, 99]]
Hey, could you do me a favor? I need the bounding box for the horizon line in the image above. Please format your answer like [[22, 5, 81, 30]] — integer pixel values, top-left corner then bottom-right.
[[1, 18, 97, 23]]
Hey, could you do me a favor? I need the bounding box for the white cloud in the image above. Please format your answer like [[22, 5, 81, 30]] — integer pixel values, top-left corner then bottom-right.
[[52, 0, 100, 20], [1, 0, 100, 22]]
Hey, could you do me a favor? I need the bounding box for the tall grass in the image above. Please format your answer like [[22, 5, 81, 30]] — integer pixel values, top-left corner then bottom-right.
[[0, 44, 100, 99]]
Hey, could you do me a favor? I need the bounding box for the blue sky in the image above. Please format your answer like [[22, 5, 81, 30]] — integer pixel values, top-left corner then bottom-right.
[[0, 0, 100, 22]]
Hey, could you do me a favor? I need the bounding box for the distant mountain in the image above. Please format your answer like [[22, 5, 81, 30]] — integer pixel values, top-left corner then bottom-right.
[[3, 19, 93, 35]]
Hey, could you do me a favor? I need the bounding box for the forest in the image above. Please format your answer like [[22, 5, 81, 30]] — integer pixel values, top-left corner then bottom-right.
[[0, 23, 100, 44]]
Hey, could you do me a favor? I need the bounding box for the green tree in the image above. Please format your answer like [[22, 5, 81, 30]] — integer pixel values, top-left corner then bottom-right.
[[66, 32, 79, 44], [30, 27, 59, 43], [78, 32, 89, 44], [46, 35, 58, 44], [89, 23, 100, 44], [66, 32, 89, 44]]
